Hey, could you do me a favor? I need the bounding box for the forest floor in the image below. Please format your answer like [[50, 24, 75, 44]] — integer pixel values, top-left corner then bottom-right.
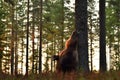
[[0, 71, 120, 80]]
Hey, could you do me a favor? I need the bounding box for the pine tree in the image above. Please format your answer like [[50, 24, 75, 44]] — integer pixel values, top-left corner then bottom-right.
[[99, 0, 107, 72], [75, 0, 90, 72]]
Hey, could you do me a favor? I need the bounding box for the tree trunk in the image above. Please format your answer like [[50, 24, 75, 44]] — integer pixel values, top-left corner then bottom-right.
[[39, 0, 43, 73], [14, 24, 18, 75], [14, 3, 18, 75], [32, 1, 35, 73], [75, 0, 89, 72], [26, 0, 30, 76], [11, 5, 14, 75], [61, 0, 64, 50], [99, 0, 107, 72], [0, 57, 2, 73]]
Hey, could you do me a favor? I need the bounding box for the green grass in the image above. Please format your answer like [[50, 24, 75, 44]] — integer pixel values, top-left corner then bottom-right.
[[0, 71, 120, 80]]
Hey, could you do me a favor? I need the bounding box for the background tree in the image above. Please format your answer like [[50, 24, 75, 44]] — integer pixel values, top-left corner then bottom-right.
[[39, 0, 43, 73], [31, 0, 35, 73], [106, 0, 120, 70], [0, 0, 7, 73], [88, 0, 99, 71], [99, 0, 107, 72], [26, 0, 30, 76], [10, 1, 15, 76], [14, 0, 19, 75]]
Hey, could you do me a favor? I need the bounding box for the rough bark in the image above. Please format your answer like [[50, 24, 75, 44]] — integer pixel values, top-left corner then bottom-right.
[[75, 0, 90, 72]]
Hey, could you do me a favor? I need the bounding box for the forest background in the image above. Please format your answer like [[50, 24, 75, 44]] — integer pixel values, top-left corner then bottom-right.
[[0, 0, 120, 79]]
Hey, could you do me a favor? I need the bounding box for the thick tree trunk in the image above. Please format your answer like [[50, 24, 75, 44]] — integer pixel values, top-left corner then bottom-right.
[[75, 0, 89, 72]]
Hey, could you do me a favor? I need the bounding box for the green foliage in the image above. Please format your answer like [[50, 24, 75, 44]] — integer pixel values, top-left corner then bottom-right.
[[42, 0, 74, 54], [0, 1, 8, 60], [106, 0, 120, 70]]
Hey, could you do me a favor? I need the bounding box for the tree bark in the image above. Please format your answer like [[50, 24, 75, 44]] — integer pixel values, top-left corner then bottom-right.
[[11, 5, 14, 75], [75, 0, 90, 72], [26, 0, 30, 76], [39, 0, 43, 73], [99, 0, 107, 72]]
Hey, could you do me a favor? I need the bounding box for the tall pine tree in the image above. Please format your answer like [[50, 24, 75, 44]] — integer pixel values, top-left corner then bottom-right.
[[99, 0, 107, 72], [75, 0, 89, 72]]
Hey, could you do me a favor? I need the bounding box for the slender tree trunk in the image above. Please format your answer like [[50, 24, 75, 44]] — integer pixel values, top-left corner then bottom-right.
[[0, 55, 2, 73], [0, 0, 3, 73], [75, 0, 90, 72], [11, 5, 14, 75], [21, 38, 24, 74], [14, 3, 18, 75], [26, 0, 30, 76], [61, 0, 64, 50], [32, 2, 35, 73], [15, 30, 18, 75], [39, 0, 43, 73], [99, 0, 107, 72]]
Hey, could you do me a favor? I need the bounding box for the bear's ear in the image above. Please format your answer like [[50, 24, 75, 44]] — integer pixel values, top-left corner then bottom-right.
[[74, 29, 80, 34], [71, 30, 79, 38]]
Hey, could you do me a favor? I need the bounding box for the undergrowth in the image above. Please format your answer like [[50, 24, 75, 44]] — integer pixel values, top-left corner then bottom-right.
[[0, 71, 120, 80]]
